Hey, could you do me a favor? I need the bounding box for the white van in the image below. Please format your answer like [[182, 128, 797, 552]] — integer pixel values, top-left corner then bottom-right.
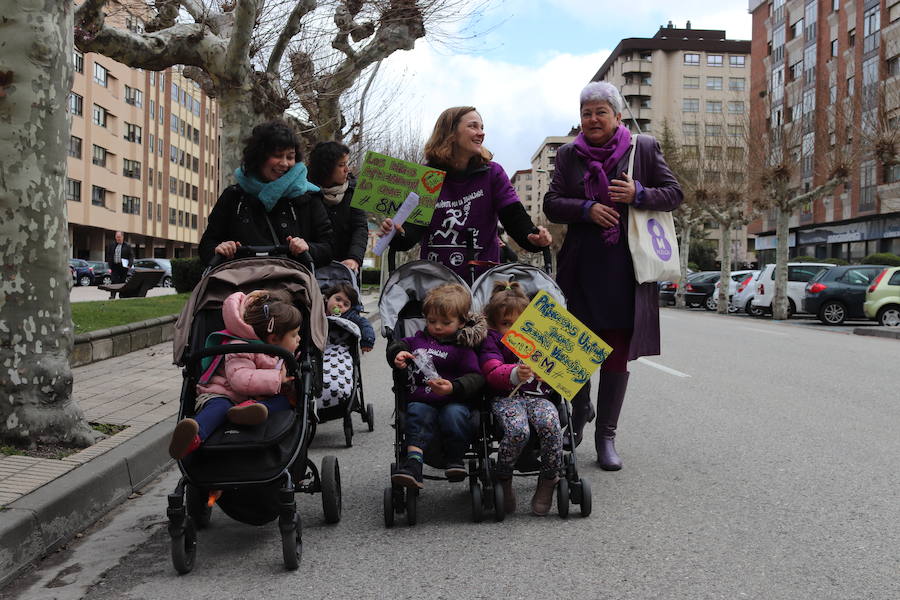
[[751, 262, 833, 317]]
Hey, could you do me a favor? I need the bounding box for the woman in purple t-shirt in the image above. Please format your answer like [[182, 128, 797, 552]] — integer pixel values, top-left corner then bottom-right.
[[378, 106, 552, 282]]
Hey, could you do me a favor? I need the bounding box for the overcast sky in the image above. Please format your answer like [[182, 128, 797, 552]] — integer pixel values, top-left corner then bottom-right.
[[372, 0, 753, 175]]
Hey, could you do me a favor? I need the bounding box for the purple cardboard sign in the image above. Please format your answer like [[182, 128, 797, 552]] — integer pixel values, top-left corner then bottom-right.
[[646, 218, 673, 261]]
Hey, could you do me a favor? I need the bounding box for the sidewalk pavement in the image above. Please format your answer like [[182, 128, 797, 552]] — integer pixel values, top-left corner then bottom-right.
[[70, 284, 178, 302], [0, 288, 381, 586]]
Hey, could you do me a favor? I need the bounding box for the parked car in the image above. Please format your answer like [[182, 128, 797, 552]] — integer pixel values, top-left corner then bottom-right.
[[658, 269, 696, 306], [86, 261, 114, 286], [863, 266, 900, 327], [682, 271, 721, 308], [751, 262, 833, 318], [710, 270, 758, 312], [803, 265, 889, 325], [68, 258, 96, 287], [128, 258, 173, 287]]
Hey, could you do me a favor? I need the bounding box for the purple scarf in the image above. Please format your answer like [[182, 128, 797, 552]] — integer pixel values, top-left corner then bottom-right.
[[572, 125, 632, 245]]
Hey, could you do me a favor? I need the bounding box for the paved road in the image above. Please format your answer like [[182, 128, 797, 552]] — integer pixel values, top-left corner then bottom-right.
[[6, 308, 898, 599]]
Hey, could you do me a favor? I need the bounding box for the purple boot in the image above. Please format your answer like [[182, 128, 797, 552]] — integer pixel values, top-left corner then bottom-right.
[[595, 371, 629, 471]]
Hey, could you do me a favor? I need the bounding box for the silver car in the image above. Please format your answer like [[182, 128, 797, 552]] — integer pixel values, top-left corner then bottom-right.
[[129, 258, 173, 287]]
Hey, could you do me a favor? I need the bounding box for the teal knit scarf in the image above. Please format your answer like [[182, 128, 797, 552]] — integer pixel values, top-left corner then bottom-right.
[[233, 162, 320, 212]]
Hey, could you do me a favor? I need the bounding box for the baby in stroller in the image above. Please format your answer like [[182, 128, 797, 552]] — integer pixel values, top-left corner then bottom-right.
[[168, 289, 301, 459], [479, 281, 563, 516], [387, 283, 486, 488], [324, 282, 375, 352]]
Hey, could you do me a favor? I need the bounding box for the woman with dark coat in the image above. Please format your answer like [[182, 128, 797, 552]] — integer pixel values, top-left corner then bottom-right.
[[308, 141, 369, 273], [544, 82, 682, 471], [199, 120, 333, 267]]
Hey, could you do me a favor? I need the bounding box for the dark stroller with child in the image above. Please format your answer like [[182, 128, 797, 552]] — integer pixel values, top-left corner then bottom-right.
[[471, 262, 592, 518], [313, 261, 374, 447], [380, 260, 500, 526], [169, 247, 342, 573]]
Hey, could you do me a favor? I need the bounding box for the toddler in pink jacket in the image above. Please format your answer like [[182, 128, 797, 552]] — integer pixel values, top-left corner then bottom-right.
[[168, 289, 302, 459]]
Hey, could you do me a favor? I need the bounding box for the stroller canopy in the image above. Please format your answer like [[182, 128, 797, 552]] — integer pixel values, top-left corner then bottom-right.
[[315, 261, 360, 298], [470, 263, 567, 313], [173, 257, 328, 365], [378, 260, 468, 335]]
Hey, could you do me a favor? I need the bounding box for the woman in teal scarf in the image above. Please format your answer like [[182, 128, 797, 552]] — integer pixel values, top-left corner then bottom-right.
[[199, 120, 334, 266]]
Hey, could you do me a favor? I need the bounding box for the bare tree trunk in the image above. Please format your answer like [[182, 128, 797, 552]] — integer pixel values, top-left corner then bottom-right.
[[0, 0, 96, 446], [218, 87, 264, 189], [675, 224, 691, 309], [717, 224, 733, 315], [773, 205, 791, 319]]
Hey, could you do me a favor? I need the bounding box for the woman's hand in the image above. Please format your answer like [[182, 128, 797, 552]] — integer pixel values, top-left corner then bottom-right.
[[426, 378, 453, 396], [286, 236, 309, 256], [516, 363, 533, 381], [394, 350, 413, 368], [609, 172, 636, 204], [215, 240, 241, 258], [527, 226, 552, 247], [588, 203, 620, 228], [341, 258, 360, 272], [378, 218, 404, 237]]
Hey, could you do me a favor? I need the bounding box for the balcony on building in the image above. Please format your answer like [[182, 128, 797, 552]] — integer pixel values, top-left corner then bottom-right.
[[621, 59, 652, 75]]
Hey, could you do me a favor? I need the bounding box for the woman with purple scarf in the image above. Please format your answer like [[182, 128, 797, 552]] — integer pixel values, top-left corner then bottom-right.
[[543, 82, 682, 470]]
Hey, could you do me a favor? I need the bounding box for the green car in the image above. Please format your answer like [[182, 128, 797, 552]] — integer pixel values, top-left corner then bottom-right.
[[864, 267, 900, 327]]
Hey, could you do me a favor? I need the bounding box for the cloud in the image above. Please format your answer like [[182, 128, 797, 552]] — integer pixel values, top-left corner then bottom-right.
[[375, 42, 610, 175]]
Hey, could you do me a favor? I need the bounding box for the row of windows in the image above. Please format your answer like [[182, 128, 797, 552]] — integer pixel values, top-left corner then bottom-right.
[[682, 123, 744, 137], [684, 53, 745, 67], [66, 178, 201, 228], [681, 146, 745, 160], [683, 99, 745, 114], [171, 114, 202, 145], [171, 83, 202, 117], [167, 176, 200, 201], [170, 145, 201, 173], [683, 76, 745, 91]]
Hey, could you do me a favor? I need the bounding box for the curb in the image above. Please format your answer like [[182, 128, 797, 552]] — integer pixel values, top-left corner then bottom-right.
[[0, 417, 175, 587], [852, 326, 900, 339], [71, 315, 178, 367]]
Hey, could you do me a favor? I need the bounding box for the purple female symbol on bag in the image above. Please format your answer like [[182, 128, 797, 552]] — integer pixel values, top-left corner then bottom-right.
[[646, 218, 672, 261]]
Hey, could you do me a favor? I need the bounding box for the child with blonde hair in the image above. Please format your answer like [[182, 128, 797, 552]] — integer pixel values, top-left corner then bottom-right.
[[168, 289, 302, 459], [479, 281, 563, 515], [387, 283, 486, 488]]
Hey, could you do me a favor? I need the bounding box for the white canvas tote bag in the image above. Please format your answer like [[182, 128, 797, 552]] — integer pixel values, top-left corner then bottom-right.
[[626, 134, 681, 284]]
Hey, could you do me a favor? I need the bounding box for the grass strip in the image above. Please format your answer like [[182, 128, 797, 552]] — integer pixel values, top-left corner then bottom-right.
[[71, 293, 190, 334]]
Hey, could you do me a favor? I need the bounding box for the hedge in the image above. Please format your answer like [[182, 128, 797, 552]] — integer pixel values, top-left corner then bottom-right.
[[862, 252, 900, 266], [172, 257, 205, 293], [361, 268, 380, 285]]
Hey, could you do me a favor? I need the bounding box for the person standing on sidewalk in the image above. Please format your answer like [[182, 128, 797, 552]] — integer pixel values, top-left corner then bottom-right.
[[104, 231, 133, 283], [378, 106, 552, 283], [543, 82, 682, 470]]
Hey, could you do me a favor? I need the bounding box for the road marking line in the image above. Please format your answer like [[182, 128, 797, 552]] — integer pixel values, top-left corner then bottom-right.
[[740, 326, 789, 337], [636, 357, 691, 378]]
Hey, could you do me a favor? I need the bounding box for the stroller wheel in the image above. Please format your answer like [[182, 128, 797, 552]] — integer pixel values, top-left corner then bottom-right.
[[405, 488, 417, 526], [186, 485, 212, 530], [281, 512, 302, 570], [578, 478, 592, 518], [470, 483, 484, 523], [170, 516, 197, 575], [383, 486, 395, 528], [366, 403, 375, 432], [492, 481, 506, 523], [321, 455, 342, 524], [343, 416, 353, 448], [557, 477, 570, 519]]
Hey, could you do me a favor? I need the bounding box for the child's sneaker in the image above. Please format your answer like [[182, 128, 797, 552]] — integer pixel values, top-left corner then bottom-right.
[[227, 401, 268, 426], [391, 458, 424, 489], [444, 463, 467, 482], [169, 418, 201, 459]]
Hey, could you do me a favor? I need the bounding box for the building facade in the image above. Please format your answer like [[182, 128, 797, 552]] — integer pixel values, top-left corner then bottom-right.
[[510, 169, 535, 217], [529, 135, 576, 223], [592, 24, 755, 266], [748, 0, 900, 263], [67, 16, 220, 261]]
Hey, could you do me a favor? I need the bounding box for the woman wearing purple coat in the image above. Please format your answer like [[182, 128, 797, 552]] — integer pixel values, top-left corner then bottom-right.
[[543, 82, 682, 471]]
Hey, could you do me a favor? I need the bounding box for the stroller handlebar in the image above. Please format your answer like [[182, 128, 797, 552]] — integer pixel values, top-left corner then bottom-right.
[[207, 245, 313, 270]]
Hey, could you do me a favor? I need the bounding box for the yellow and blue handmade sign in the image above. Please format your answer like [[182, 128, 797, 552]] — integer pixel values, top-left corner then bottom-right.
[[501, 290, 611, 401], [351, 151, 445, 226]]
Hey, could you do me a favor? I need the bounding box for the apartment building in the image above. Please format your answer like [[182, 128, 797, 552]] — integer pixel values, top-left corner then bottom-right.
[[67, 18, 219, 261], [510, 169, 535, 216], [592, 24, 755, 266], [528, 134, 576, 222], [748, 0, 900, 263]]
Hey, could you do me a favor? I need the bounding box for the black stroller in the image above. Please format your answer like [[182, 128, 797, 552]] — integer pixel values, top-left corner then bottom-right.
[[169, 247, 342, 573], [471, 262, 592, 518], [313, 261, 374, 447], [379, 260, 499, 526]]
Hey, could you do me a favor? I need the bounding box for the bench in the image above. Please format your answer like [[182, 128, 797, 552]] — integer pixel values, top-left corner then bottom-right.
[[98, 268, 164, 299]]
